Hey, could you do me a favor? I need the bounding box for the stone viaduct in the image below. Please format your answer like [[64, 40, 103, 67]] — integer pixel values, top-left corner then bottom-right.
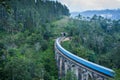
[[55, 37, 115, 80]]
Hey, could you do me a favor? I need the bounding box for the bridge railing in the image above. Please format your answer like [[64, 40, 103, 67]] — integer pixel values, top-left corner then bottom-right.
[[55, 37, 115, 79]]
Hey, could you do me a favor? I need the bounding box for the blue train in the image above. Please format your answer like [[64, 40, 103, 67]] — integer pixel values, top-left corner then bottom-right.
[[55, 37, 115, 78]]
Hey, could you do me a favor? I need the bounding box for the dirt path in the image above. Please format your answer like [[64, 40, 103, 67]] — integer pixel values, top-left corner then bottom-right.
[[62, 37, 70, 41]]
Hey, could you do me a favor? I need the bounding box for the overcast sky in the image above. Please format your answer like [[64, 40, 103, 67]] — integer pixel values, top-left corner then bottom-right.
[[57, 0, 120, 12]]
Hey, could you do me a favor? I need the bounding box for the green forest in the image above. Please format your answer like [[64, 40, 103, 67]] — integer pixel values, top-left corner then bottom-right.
[[0, 0, 120, 80], [61, 15, 120, 79], [0, 0, 69, 80]]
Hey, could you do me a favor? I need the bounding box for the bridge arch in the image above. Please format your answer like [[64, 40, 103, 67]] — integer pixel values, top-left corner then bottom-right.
[[86, 72, 93, 80], [88, 74, 93, 80]]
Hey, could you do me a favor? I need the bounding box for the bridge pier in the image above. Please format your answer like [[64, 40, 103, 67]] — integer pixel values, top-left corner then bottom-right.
[[64, 60, 68, 74], [58, 56, 63, 79], [74, 66, 79, 80]]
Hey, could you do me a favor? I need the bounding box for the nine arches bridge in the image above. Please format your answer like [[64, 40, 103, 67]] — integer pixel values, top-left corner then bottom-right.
[[55, 37, 115, 80]]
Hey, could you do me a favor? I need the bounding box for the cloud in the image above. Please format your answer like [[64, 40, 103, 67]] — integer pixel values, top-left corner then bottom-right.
[[58, 0, 120, 12]]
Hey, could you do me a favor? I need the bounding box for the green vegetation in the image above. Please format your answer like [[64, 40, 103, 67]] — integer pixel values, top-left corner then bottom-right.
[[61, 15, 120, 79], [0, 0, 120, 80], [0, 0, 69, 80]]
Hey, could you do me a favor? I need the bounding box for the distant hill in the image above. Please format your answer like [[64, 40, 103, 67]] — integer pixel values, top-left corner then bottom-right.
[[71, 9, 120, 20]]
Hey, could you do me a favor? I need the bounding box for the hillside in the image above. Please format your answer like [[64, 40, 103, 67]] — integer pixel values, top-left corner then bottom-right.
[[0, 0, 69, 80], [0, 0, 120, 80], [61, 15, 120, 80], [71, 9, 120, 20]]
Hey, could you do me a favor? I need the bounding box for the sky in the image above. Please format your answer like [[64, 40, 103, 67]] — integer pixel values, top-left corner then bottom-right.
[[56, 0, 120, 12]]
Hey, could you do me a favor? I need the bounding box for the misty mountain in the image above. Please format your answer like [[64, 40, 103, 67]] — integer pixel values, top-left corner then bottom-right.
[[71, 9, 120, 20]]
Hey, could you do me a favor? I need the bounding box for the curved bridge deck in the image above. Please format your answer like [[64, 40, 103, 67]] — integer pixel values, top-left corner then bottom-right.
[[55, 37, 115, 80]]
